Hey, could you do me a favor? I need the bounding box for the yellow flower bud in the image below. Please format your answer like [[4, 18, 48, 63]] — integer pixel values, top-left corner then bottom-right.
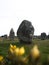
[[10, 44, 13, 48], [10, 44, 16, 50], [19, 47, 25, 56], [13, 45, 16, 50], [9, 48, 14, 54], [0, 56, 3, 61], [31, 45, 40, 59], [14, 48, 19, 56]]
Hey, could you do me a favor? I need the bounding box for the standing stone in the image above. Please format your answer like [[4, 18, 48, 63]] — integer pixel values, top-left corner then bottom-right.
[[9, 28, 15, 40], [17, 20, 34, 43]]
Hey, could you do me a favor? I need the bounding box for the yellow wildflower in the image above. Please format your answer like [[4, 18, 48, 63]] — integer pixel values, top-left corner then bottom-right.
[[0, 56, 3, 61], [19, 47, 25, 56], [9, 44, 25, 56], [31, 45, 40, 59]]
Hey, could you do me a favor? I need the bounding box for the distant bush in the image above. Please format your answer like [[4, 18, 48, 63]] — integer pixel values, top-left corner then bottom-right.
[[4, 34, 7, 39]]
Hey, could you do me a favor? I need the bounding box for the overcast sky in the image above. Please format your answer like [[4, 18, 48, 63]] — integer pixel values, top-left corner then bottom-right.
[[0, 0, 49, 36]]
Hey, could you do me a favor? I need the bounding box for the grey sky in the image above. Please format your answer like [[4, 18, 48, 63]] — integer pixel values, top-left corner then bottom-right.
[[0, 0, 49, 36]]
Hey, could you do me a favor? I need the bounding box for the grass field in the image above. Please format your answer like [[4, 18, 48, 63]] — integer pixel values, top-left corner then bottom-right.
[[0, 38, 49, 64]]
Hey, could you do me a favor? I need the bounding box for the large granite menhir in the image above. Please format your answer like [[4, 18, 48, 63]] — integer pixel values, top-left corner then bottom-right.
[[17, 20, 34, 43]]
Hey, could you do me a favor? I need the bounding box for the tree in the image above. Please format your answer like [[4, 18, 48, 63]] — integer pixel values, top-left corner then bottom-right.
[[41, 32, 46, 40], [9, 28, 15, 40], [4, 34, 7, 39]]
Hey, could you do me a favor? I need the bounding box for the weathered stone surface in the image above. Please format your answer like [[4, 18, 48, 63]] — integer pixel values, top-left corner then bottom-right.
[[17, 20, 34, 43]]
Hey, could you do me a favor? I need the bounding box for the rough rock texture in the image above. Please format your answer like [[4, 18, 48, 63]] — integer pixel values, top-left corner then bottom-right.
[[17, 20, 34, 43]]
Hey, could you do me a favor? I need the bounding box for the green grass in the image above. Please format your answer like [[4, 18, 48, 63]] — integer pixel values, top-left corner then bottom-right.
[[0, 39, 49, 64]]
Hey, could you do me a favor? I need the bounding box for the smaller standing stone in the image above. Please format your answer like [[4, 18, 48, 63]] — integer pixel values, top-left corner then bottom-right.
[[9, 28, 15, 40]]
